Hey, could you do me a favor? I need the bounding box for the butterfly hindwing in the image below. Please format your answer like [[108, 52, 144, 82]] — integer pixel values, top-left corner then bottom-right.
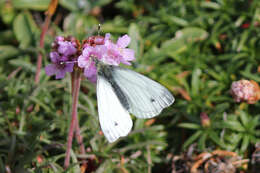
[[97, 74, 133, 143]]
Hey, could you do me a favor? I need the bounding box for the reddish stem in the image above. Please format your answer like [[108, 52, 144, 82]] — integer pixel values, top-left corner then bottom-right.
[[71, 72, 86, 155], [64, 70, 82, 169], [35, 16, 51, 84], [75, 119, 86, 155]]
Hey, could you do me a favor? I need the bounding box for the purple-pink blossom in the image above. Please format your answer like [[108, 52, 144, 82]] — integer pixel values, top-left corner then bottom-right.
[[45, 36, 78, 79], [78, 33, 135, 82], [45, 52, 74, 79], [103, 34, 135, 65], [78, 45, 106, 82], [45, 34, 135, 81]]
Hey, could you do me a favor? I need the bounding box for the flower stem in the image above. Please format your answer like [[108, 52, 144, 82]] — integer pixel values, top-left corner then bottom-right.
[[64, 70, 81, 169], [35, 0, 58, 84], [35, 16, 51, 84], [71, 71, 86, 155]]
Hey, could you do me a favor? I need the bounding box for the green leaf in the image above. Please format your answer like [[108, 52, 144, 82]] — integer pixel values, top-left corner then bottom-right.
[[248, 115, 259, 132], [239, 111, 249, 127], [9, 57, 35, 72], [161, 27, 208, 56], [59, 0, 79, 11], [240, 70, 260, 82], [198, 132, 207, 150], [0, 2, 16, 25], [175, 27, 208, 42], [128, 23, 142, 60], [63, 13, 98, 39], [222, 121, 245, 132], [191, 68, 201, 97], [12, 0, 50, 10], [183, 130, 202, 149], [240, 135, 250, 152], [0, 46, 20, 60], [209, 131, 226, 148], [168, 16, 188, 27], [178, 123, 201, 129], [201, 1, 221, 10], [13, 12, 38, 48]]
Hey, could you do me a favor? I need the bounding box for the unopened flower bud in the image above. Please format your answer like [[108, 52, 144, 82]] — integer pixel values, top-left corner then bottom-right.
[[200, 112, 210, 127], [16, 106, 20, 115]]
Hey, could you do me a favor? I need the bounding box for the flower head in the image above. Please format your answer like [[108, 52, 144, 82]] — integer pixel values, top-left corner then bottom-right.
[[45, 36, 78, 79], [230, 79, 260, 104], [78, 33, 135, 82]]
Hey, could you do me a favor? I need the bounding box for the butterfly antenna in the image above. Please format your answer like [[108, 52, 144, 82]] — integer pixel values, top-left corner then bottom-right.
[[97, 24, 101, 36]]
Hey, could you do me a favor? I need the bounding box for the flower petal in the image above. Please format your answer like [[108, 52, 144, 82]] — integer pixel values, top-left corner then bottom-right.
[[55, 69, 66, 79], [78, 55, 90, 68], [122, 48, 135, 61], [64, 63, 74, 73], [45, 64, 57, 76], [50, 52, 60, 63], [88, 75, 97, 83], [82, 46, 92, 57], [58, 41, 77, 56], [83, 62, 97, 80], [55, 36, 64, 42], [117, 34, 131, 48]]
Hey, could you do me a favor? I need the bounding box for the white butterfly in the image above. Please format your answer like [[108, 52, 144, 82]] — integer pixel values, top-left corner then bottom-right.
[[97, 64, 175, 142]]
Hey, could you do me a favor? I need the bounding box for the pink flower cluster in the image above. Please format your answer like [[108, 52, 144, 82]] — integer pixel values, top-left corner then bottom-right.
[[45, 34, 135, 82], [230, 79, 260, 104], [45, 36, 78, 79], [78, 34, 135, 82]]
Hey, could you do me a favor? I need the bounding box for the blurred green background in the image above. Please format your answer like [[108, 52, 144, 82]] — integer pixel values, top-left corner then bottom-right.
[[0, 0, 260, 172]]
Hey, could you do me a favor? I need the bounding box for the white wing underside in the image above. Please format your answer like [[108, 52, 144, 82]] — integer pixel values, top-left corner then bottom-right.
[[112, 67, 175, 118], [97, 75, 133, 143]]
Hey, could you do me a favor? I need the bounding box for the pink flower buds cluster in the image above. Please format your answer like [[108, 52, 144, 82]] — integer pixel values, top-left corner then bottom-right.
[[230, 79, 260, 104], [45, 34, 135, 82]]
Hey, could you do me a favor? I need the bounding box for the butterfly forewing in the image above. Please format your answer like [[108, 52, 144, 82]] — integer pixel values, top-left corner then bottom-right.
[[97, 75, 133, 143], [111, 67, 174, 118]]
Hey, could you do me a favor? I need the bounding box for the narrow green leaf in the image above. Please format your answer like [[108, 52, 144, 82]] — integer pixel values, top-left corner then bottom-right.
[[240, 135, 250, 152], [59, 0, 79, 11], [9, 58, 36, 72], [239, 111, 249, 127], [223, 121, 245, 132], [168, 16, 188, 26], [183, 131, 202, 149], [198, 132, 207, 150], [12, 0, 50, 10], [209, 131, 226, 148], [178, 123, 201, 129], [13, 12, 37, 48], [128, 23, 142, 59], [0, 46, 20, 60], [191, 68, 201, 97], [201, 1, 221, 9]]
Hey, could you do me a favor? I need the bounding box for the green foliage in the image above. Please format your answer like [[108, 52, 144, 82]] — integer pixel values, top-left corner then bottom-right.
[[1, 0, 260, 172]]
